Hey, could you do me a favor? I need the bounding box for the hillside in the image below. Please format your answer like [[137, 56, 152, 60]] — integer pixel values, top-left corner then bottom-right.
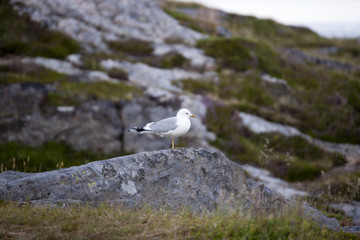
[[0, 0, 360, 233]]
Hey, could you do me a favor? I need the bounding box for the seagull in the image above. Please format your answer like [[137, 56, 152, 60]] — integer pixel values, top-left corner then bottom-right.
[[129, 108, 196, 149]]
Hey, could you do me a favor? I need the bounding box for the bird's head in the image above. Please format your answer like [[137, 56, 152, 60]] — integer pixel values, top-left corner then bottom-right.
[[177, 108, 196, 118]]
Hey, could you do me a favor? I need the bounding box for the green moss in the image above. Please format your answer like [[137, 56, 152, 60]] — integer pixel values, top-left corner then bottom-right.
[[196, 38, 281, 74], [159, 53, 187, 69], [0, 64, 68, 84], [181, 71, 275, 107], [59, 81, 141, 101], [45, 92, 80, 107], [0, 0, 80, 59], [108, 39, 153, 56], [177, 78, 217, 95], [0, 141, 113, 172]]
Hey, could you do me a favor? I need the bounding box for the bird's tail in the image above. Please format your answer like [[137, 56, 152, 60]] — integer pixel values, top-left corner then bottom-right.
[[128, 127, 148, 133]]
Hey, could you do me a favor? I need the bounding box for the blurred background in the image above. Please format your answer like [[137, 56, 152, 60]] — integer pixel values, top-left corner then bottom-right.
[[177, 0, 360, 38], [0, 0, 360, 224]]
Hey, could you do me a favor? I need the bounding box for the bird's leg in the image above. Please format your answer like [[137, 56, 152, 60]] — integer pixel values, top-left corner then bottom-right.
[[172, 138, 174, 149]]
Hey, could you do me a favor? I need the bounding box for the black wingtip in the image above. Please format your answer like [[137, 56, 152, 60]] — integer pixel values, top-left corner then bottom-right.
[[129, 127, 146, 133]]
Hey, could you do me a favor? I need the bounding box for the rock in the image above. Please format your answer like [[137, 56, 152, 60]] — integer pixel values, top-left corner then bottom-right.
[[1, 86, 123, 154], [0, 82, 46, 119], [22, 57, 82, 75], [261, 74, 288, 86], [153, 43, 216, 70], [279, 48, 360, 73], [22, 57, 119, 83], [216, 25, 232, 38], [242, 165, 308, 199], [12, 0, 205, 51], [100, 60, 207, 91], [238, 112, 360, 162], [330, 201, 360, 224], [66, 54, 83, 66], [84, 71, 118, 83], [0, 148, 341, 231]]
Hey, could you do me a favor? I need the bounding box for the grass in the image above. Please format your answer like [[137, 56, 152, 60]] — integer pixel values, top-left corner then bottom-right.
[[162, 4, 216, 35], [0, 0, 80, 59], [0, 63, 69, 84], [57, 81, 141, 102], [196, 37, 281, 74], [108, 40, 153, 56], [0, 141, 115, 173], [309, 171, 360, 202], [193, 37, 360, 144], [206, 105, 347, 182], [223, 14, 329, 48], [0, 202, 358, 240]]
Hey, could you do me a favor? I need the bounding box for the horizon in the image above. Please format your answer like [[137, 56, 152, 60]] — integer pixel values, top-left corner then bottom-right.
[[175, 0, 360, 38]]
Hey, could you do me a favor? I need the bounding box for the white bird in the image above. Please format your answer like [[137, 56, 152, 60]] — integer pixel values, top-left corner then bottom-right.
[[129, 108, 196, 149]]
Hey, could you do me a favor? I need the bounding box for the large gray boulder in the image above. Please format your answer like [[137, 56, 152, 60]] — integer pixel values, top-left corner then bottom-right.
[[12, 0, 205, 51], [0, 148, 340, 231]]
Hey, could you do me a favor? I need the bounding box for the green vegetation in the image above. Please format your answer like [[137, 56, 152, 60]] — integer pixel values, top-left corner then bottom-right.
[[44, 81, 140, 106], [224, 15, 328, 48], [58, 81, 141, 102], [158, 53, 187, 69], [0, 63, 69, 84], [0, 0, 80, 59], [196, 38, 280, 73], [0, 203, 357, 239], [193, 37, 360, 144], [206, 105, 346, 182], [0, 142, 113, 173], [310, 171, 360, 202], [108, 39, 153, 56], [162, 6, 216, 34]]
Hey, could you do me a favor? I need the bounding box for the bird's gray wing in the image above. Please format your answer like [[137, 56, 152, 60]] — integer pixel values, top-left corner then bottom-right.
[[147, 116, 177, 133]]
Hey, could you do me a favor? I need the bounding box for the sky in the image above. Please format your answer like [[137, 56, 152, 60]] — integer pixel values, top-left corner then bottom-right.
[[176, 0, 360, 38]]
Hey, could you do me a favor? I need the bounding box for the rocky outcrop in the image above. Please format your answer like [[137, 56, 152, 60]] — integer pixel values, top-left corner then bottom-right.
[[0, 83, 123, 154], [280, 48, 360, 73], [12, 0, 205, 51], [22, 57, 119, 83], [238, 112, 360, 163], [153, 43, 215, 69], [100, 59, 215, 91], [0, 82, 214, 154], [0, 148, 340, 231]]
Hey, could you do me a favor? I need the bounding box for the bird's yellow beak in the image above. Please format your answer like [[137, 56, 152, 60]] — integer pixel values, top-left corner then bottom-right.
[[190, 115, 196, 118]]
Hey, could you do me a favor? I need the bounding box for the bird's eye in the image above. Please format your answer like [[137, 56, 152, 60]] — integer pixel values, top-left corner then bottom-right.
[[186, 113, 188, 114]]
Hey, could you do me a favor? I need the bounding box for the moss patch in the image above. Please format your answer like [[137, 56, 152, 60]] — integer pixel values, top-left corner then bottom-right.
[[0, 141, 114, 173], [0, 63, 69, 84], [58, 81, 141, 102], [108, 39, 153, 56], [196, 37, 281, 74], [0, 0, 80, 59]]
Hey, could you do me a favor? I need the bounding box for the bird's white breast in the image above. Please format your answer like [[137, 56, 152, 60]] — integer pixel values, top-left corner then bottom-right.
[[162, 117, 191, 138]]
